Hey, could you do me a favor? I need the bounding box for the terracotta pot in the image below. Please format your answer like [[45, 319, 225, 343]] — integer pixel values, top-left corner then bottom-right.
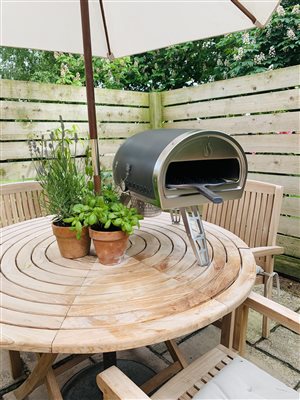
[[89, 228, 129, 265], [52, 223, 91, 259]]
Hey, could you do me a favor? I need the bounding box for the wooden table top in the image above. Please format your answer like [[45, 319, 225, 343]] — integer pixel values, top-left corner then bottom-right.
[[0, 213, 256, 354]]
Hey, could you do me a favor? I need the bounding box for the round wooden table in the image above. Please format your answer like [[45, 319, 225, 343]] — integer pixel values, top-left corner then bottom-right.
[[1, 213, 256, 399]]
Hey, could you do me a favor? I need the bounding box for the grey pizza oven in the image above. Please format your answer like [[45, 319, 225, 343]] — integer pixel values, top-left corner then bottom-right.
[[113, 129, 247, 209]]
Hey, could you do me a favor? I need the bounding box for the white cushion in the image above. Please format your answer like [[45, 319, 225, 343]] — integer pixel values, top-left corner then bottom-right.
[[194, 357, 299, 399]]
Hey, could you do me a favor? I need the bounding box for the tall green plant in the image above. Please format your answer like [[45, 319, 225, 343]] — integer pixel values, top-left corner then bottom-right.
[[28, 117, 93, 223]]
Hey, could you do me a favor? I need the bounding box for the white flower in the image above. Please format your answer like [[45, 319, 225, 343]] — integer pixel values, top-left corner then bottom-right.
[[233, 47, 244, 61], [242, 32, 250, 45], [254, 52, 266, 65], [60, 63, 69, 77], [292, 5, 299, 14], [224, 59, 230, 67], [217, 58, 223, 66], [268, 64, 274, 70], [54, 51, 63, 59], [269, 46, 276, 57], [276, 5, 285, 16], [287, 28, 296, 40]]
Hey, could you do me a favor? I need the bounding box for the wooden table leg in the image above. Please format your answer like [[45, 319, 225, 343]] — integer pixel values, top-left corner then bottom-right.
[[45, 367, 63, 400], [9, 351, 23, 379], [220, 311, 235, 349], [6, 354, 58, 400]]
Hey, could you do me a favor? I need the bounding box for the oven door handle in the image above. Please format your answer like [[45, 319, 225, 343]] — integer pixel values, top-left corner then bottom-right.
[[167, 184, 223, 204]]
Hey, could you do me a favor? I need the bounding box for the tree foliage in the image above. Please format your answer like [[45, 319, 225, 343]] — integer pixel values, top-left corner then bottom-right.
[[1, 0, 299, 91]]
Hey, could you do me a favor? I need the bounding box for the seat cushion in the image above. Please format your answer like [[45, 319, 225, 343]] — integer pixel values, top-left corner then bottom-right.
[[194, 356, 298, 399]]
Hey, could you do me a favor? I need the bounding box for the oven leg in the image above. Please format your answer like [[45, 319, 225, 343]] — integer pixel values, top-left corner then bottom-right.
[[103, 352, 117, 369], [180, 206, 210, 267], [170, 209, 181, 224]]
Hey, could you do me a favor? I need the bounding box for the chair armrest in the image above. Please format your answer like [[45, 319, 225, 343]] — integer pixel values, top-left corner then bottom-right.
[[97, 366, 151, 400], [250, 246, 284, 258], [245, 292, 300, 334]]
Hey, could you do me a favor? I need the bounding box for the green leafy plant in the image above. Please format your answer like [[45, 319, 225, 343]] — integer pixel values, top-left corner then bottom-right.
[[28, 117, 93, 224], [64, 190, 143, 238], [2, 1, 299, 90]]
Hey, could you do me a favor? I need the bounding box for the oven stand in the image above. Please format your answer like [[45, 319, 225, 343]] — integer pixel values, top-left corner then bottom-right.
[[179, 206, 210, 267]]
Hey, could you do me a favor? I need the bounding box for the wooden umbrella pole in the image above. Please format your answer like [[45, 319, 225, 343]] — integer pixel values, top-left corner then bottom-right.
[[80, 0, 101, 194]]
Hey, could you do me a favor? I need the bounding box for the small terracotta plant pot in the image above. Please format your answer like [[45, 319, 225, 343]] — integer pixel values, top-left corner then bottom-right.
[[89, 228, 129, 265], [52, 223, 91, 259]]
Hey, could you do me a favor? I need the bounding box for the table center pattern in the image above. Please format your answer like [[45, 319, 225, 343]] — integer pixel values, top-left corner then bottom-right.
[[0, 213, 256, 355]]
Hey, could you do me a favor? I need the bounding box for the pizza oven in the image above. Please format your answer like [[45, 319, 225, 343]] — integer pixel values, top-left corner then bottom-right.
[[113, 129, 247, 208], [113, 129, 248, 266]]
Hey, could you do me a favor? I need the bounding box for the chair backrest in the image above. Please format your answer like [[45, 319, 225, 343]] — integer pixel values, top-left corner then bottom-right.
[[0, 181, 45, 227], [202, 180, 283, 266]]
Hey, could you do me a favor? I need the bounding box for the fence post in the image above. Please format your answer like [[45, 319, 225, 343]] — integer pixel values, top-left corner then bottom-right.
[[149, 92, 163, 129]]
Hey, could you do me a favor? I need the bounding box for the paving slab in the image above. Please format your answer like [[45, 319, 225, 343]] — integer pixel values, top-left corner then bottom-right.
[[253, 285, 300, 311], [247, 308, 277, 344], [0, 351, 17, 388], [248, 286, 299, 344], [162, 325, 221, 364], [245, 344, 300, 389], [256, 325, 300, 370]]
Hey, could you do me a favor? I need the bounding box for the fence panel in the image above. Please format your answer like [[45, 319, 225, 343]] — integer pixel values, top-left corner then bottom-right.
[[162, 65, 300, 277], [0, 80, 150, 182]]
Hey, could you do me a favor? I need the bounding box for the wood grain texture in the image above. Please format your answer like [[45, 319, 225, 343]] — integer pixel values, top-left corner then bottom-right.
[[1, 101, 149, 123], [247, 154, 300, 175], [163, 89, 299, 121], [1, 79, 148, 106], [0, 182, 45, 227], [202, 180, 283, 269], [1, 139, 123, 161], [162, 65, 300, 106], [0, 121, 150, 141], [163, 112, 299, 135], [235, 134, 300, 154], [0, 213, 256, 354]]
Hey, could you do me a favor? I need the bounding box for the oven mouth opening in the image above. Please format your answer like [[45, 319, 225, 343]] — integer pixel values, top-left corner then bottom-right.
[[165, 158, 240, 187]]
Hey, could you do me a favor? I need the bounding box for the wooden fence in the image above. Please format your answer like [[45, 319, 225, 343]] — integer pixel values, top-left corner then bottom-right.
[[0, 80, 152, 180], [162, 65, 300, 278], [0, 65, 299, 277]]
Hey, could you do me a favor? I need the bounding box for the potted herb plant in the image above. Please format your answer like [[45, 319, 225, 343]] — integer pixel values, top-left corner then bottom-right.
[[65, 188, 143, 265], [28, 116, 93, 259]]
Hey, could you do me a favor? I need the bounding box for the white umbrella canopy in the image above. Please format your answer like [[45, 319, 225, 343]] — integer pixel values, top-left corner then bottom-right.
[[2, 0, 279, 58], [1, 0, 280, 192]]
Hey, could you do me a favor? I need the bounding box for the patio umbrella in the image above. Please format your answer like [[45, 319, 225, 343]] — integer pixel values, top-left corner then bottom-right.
[[1, 0, 280, 192]]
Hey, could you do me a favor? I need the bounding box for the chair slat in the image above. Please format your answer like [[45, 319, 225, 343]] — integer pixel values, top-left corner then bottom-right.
[[244, 191, 256, 245], [254, 192, 268, 247], [262, 194, 274, 247], [0, 182, 45, 227], [32, 190, 42, 217], [249, 192, 261, 248], [21, 192, 31, 220], [9, 193, 19, 224], [15, 192, 25, 222]]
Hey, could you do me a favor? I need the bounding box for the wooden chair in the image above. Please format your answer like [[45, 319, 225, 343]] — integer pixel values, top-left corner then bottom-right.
[[202, 179, 284, 337], [0, 181, 45, 227], [97, 292, 300, 400], [0, 181, 46, 379]]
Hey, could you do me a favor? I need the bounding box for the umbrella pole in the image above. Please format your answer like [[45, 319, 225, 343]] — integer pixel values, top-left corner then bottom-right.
[[80, 0, 101, 194]]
